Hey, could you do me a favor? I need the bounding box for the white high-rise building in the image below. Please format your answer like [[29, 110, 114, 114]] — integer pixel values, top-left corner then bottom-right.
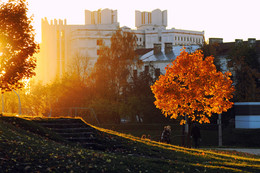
[[135, 9, 167, 30], [133, 9, 204, 49], [39, 9, 119, 83], [38, 9, 204, 83]]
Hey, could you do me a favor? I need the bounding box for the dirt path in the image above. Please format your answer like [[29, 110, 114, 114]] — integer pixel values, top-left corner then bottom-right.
[[215, 148, 260, 155]]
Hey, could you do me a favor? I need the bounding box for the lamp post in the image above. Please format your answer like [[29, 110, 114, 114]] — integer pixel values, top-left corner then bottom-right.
[[218, 114, 222, 147], [12, 89, 21, 115]]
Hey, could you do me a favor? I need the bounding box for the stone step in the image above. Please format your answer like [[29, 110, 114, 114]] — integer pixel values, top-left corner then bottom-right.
[[49, 127, 95, 133], [39, 123, 87, 129], [34, 118, 83, 124], [34, 118, 106, 150]]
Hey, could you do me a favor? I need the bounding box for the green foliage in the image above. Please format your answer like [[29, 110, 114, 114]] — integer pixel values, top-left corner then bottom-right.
[[127, 70, 166, 123], [229, 42, 259, 70], [90, 29, 139, 100], [89, 98, 120, 124], [200, 42, 222, 71], [45, 74, 94, 117], [88, 29, 146, 123], [228, 42, 260, 101]]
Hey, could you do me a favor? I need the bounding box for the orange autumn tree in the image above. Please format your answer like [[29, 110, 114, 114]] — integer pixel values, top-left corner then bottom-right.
[[151, 48, 235, 125]]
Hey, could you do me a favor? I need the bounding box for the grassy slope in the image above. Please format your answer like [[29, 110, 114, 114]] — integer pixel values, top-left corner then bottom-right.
[[100, 123, 260, 147], [0, 116, 259, 173]]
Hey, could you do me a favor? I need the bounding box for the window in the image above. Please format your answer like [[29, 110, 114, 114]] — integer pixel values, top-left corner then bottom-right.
[[148, 13, 152, 24], [145, 65, 149, 74], [159, 36, 162, 42], [227, 60, 233, 68], [98, 11, 101, 24], [91, 12, 95, 24], [141, 12, 145, 24]]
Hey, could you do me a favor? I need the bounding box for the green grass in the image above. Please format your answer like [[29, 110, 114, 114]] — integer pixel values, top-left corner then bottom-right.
[[0, 116, 260, 172]]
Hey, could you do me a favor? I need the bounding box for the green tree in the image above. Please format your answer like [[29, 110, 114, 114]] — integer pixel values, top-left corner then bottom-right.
[[228, 42, 260, 101], [19, 53, 93, 117], [200, 42, 221, 71], [90, 29, 140, 123], [0, 0, 39, 92], [127, 70, 166, 123], [91, 29, 139, 99], [14, 80, 49, 116], [68, 53, 91, 85]]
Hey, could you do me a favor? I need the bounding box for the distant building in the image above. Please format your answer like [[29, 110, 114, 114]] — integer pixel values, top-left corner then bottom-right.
[[133, 9, 204, 49], [208, 38, 223, 45], [39, 9, 119, 83], [234, 102, 260, 129], [208, 37, 260, 73], [135, 43, 200, 79], [38, 9, 204, 83], [208, 38, 260, 129]]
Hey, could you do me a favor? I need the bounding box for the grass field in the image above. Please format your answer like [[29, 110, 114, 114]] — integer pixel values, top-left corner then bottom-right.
[[0, 116, 260, 172], [100, 123, 260, 147]]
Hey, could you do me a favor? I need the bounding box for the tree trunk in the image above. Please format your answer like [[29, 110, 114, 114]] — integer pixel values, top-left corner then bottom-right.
[[185, 118, 192, 148], [182, 125, 185, 146]]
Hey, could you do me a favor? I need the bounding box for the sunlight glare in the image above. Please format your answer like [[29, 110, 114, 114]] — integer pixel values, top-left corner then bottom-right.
[[22, 78, 31, 95]]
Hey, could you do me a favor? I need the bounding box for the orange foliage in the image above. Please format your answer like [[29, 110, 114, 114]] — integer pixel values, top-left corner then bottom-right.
[[151, 48, 235, 124]]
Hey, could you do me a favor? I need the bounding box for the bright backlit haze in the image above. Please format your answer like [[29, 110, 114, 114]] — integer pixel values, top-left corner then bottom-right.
[[27, 0, 260, 43]]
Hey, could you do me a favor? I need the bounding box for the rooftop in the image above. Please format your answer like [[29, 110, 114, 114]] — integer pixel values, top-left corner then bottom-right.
[[138, 45, 200, 62]]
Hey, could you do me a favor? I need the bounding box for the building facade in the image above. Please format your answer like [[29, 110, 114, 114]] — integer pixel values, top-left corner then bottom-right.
[[134, 9, 204, 49], [38, 9, 204, 83], [234, 102, 260, 129], [136, 43, 200, 80], [39, 9, 119, 83]]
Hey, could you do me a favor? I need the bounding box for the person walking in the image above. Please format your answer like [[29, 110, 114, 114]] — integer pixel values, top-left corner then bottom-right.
[[161, 125, 171, 144], [191, 124, 201, 148]]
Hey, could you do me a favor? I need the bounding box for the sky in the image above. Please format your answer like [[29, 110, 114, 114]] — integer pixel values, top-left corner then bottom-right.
[[26, 0, 260, 43]]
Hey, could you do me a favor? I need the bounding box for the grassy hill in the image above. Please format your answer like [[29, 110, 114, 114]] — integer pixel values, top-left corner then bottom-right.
[[0, 116, 259, 172]]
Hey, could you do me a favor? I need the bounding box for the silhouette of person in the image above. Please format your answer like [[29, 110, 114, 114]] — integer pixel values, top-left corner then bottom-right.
[[161, 125, 171, 144], [191, 124, 201, 148]]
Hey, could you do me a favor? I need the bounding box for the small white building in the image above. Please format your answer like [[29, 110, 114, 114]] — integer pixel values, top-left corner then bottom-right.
[[136, 43, 200, 78]]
